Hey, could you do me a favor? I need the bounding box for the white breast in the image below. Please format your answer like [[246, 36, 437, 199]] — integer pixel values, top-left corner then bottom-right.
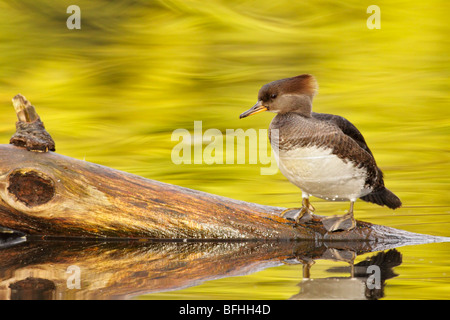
[[273, 145, 371, 201]]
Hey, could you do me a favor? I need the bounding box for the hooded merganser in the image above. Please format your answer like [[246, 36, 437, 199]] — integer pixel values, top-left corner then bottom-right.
[[240, 74, 401, 232]]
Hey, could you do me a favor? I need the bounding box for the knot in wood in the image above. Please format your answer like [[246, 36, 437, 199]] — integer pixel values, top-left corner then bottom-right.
[[7, 170, 55, 207]]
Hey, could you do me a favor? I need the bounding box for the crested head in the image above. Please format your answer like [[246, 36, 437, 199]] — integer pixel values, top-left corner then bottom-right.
[[239, 74, 319, 119], [258, 74, 318, 117], [258, 74, 318, 100]]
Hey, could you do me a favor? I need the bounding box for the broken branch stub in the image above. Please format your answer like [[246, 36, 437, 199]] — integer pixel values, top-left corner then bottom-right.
[[9, 94, 55, 152]]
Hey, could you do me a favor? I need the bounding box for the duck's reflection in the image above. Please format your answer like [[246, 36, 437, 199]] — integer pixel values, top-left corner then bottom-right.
[[289, 249, 402, 300], [0, 233, 402, 300]]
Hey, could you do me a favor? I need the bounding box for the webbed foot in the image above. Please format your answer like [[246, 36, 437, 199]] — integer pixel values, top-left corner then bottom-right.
[[322, 212, 356, 232], [281, 198, 315, 223]]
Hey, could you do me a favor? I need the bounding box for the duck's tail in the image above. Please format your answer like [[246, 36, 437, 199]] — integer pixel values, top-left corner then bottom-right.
[[360, 187, 402, 209]]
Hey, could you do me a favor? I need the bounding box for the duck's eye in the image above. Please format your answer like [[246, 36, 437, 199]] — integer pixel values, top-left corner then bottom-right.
[[271, 94, 277, 99]]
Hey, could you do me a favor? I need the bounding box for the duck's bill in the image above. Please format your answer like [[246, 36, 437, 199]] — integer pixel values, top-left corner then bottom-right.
[[239, 101, 267, 119]]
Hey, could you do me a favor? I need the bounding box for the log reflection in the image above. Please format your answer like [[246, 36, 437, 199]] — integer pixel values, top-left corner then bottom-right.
[[0, 236, 402, 300]]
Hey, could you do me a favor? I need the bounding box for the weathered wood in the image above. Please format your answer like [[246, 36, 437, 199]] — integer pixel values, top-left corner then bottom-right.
[[0, 144, 295, 239], [0, 95, 448, 243]]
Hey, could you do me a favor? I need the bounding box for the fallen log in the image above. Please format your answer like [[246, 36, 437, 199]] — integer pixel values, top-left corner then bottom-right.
[[0, 95, 447, 243]]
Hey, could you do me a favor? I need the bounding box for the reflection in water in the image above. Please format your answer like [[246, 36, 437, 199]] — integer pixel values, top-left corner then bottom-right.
[[0, 234, 404, 300], [9, 277, 56, 300], [290, 249, 402, 300]]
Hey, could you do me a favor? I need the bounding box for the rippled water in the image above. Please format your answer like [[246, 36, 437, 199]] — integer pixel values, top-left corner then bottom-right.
[[0, 0, 448, 299]]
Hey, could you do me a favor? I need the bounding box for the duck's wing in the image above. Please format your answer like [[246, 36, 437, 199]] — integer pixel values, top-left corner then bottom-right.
[[312, 111, 384, 187], [312, 112, 403, 207], [312, 112, 374, 157]]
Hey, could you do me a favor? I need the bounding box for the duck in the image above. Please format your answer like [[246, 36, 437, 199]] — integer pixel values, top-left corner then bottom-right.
[[239, 74, 401, 232]]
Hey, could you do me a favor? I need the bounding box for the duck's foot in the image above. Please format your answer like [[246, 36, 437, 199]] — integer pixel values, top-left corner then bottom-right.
[[322, 212, 356, 232], [282, 207, 314, 223], [281, 198, 315, 223]]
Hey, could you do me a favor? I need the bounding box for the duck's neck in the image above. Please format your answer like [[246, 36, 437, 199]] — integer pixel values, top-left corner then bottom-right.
[[281, 94, 313, 117]]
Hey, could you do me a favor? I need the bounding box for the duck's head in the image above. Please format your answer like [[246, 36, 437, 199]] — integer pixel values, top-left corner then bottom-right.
[[239, 74, 318, 119]]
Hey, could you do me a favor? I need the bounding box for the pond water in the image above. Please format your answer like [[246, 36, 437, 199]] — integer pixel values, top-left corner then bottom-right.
[[0, 0, 448, 300]]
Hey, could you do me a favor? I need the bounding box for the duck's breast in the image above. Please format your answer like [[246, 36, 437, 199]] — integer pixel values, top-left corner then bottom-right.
[[273, 142, 371, 201]]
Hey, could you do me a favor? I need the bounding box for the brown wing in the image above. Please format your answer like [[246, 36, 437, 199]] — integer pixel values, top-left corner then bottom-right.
[[312, 112, 385, 189], [312, 112, 374, 157], [311, 112, 403, 207]]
